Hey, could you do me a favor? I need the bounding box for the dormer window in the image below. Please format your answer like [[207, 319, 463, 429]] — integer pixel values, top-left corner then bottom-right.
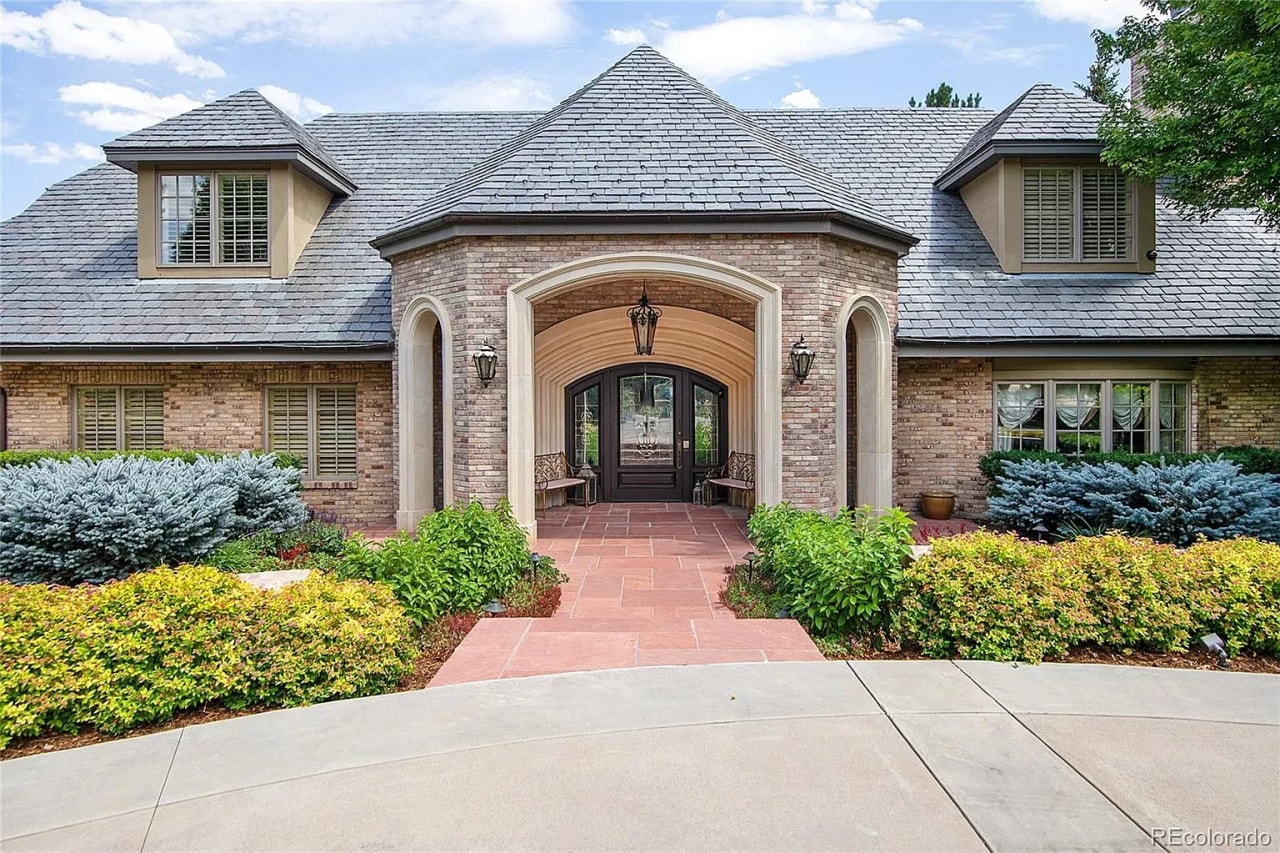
[[1023, 166, 1133, 262], [159, 172, 269, 266]]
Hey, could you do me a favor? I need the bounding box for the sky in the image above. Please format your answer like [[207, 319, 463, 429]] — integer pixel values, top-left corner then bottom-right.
[[0, 0, 1151, 220]]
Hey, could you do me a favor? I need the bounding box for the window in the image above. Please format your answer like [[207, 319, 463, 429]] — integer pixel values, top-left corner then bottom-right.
[[1023, 166, 1133, 262], [160, 172, 268, 266], [995, 380, 1189, 454], [74, 386, 164, 451], [265, 385, 357, 480]]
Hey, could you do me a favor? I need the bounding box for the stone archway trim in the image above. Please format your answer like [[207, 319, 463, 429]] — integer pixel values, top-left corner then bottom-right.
[[397, 295, 454, 530], [508, 252, 784, 535], [834, 293, 894, 512]]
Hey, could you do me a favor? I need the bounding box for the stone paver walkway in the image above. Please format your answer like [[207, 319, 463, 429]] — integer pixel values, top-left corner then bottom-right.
[[432, 502, 825, 686]]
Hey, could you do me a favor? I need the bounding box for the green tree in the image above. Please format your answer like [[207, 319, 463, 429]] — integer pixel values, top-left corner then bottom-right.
[[1095, 0, 1280, 228], [1076, 34, 1122, 103], [909, 83, 983, 108]]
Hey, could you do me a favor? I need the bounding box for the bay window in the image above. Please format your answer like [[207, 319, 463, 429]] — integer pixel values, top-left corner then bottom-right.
[[996, 379, 1189, 453]]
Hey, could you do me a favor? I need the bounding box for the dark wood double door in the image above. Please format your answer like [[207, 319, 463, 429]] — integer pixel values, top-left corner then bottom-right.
[[566, 364, 728, 502]]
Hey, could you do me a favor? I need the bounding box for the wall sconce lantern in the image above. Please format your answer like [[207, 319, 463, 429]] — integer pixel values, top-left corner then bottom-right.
[[789, 337, 816, 383], [627, 284, 661, 356], [472, 340, 498, 384]]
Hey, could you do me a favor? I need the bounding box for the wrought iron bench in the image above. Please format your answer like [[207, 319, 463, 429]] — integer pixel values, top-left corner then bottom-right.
[[534, 452, 587, 514], [704, 451, 755, 508]]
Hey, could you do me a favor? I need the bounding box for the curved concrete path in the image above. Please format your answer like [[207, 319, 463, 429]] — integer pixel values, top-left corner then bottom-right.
[[3, 661, 1277, 852]]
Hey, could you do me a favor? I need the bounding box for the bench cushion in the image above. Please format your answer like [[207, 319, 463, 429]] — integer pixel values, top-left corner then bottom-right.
[[540, 477, 586, 491], [707, 477, 752, 490]]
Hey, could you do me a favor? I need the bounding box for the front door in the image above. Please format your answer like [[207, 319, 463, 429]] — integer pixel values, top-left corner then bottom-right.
[[567, 364, 728, 502]]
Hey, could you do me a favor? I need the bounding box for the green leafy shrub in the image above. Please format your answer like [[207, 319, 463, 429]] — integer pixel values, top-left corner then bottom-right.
[[208, 520, 349, 574], [750, 504, 914, 637], [745, 502, 806, 574], [979, 446, 1280, 489], [0, 453, 307, 586], [336, 500, 530, 624], [0, 565, 415, 746], [984, 458, 1280, 545], [898, 532, 1091, 662], [1181, 538, 1280, 656], [0, 449, 304, 470]]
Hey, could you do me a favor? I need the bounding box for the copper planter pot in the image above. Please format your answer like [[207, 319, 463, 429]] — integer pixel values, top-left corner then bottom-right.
[[919, 491, 956, 521]]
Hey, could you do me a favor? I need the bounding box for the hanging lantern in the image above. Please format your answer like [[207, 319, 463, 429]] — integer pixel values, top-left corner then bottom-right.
[[789, 337, 816, 383], [472, 340, 498, 384], [627, 284, 661, 356]]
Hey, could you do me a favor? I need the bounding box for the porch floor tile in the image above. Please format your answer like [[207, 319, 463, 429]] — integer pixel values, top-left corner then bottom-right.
[[429, 502, 826, 687]]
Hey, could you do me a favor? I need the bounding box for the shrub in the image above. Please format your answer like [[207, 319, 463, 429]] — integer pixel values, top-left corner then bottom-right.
[[1181, 538, 1280, 656], [0, 453, 307, 586], [750, 504, 914, 637], [898, 532, 1091, 662], [207, 520, 349, 574], [336, 500, 530, 624], [0, 565, 415, 746], [984, 458, 1280, 545], [0, 449, 304, 470], [978, 446, 1280, 490], [719, 564, 781, 619]]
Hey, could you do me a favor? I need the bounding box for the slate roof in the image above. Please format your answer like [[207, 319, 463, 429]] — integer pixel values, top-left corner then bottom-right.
[[2, 51, 1277, 350], [937, 83, 1108, 189], [376, 46, 912, 249], [102, 89, 355, 192]]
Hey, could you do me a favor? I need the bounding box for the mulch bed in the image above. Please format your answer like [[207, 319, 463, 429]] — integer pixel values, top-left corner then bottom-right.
[[3, 580, 563, 761]]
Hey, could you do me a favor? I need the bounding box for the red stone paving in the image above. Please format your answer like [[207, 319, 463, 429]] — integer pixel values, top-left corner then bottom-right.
[[430, 502, 825, 687]]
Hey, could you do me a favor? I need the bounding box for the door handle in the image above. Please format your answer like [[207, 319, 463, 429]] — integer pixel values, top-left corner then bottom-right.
[[676, 431, 682, 469]]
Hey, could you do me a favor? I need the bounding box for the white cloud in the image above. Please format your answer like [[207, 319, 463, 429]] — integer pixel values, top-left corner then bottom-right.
[[1030, 0, 1151, 29], [130, 0, 575, 50], [59, 81, 204, 133], [426, 73, 554, 110], [780, 87, 822, 109], [652, 0, 923, 82], [258, 85, 333, 122], [938, 18, 1057, 66], [0, 0, 223, 78], [605, 27, 646, 46], [2, 141, 103, 165]]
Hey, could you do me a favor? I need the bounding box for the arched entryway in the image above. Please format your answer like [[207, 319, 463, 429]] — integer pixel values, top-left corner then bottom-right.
[[835, 294, 893, 512], [396, 296, 453, 530], [508, 252, 783, 534], [566, 363, 728, 502]]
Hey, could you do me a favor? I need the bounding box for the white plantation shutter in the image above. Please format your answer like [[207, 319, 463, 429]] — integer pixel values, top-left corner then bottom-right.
[[314, 387, 357, 479], [1082, 168, 1131, 260], [265, 387, 311, 466], [123, 388, 164, 450], [1023, 168, 1075, 260], [76, 387, 120, 450]]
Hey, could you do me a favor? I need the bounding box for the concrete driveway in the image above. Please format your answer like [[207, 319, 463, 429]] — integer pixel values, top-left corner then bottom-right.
[[3, 661, 1277, 852]]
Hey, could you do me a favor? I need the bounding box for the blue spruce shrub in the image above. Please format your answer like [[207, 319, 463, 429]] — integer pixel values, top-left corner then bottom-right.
[[985, 458, 1280, 545], [0, 453, 307, 585]]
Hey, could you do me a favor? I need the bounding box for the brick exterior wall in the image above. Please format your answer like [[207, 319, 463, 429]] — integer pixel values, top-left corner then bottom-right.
[[896, 357, 993, 518], [1193, 356, 1280, 449], [0, 361, 395, 525], [391, 233, 900, 514]]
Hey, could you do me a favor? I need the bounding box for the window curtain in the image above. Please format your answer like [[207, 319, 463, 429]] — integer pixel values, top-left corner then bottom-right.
[[1055, 385, 1100, 430], [996, 384, 1044, 450], [1158, 385, 1180, 429], [1112, 384, 1148, 430]]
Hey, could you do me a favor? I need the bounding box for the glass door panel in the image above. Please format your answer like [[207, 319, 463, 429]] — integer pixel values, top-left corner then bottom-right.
[[693, 384, 720, 466], [572, 385, 600, 467], [618, 374, 673, 466]]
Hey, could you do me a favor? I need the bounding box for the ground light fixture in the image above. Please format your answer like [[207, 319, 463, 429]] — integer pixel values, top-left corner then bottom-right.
[[789, 337, 816, 383], [627, 283, 661, 355], [775, 605, 791, 619], [743, 551, 757, 582], [482, 599, 506, 615], [1199, 632, 1231, 668], [530, 552, 543, 578], [472, 341, 498, 384]]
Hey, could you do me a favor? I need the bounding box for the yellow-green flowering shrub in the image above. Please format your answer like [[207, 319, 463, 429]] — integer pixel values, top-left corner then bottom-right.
[[0, 565, 415, 748], [1182, 538, 1280, 655]]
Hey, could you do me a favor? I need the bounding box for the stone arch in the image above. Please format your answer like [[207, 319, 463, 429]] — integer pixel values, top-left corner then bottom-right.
[[835, 293, 894, 512], [508, 252, 784, 534], [397, 295, 454, 530]]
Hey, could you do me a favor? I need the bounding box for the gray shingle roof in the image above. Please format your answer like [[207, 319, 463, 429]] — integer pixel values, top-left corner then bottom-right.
[[375, 46, 912, 249], [937, 83, 1108, 189], [103, 89, 355, 193], [3, 67, 1277, 350]]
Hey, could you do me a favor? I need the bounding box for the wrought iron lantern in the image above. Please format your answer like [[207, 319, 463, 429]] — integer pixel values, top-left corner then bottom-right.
[[789, 337, 816, 383], [627, 284, 661, 356], [472, 340, 498, 384]]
